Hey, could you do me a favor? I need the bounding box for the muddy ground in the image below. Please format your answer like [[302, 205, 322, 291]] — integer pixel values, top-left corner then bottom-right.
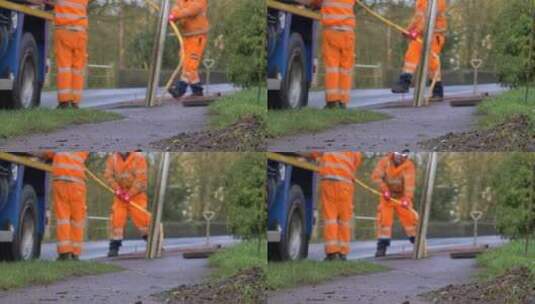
[[424, 267, 535, 304], [268, 253, 477, 304], [151, 115, 266, 151], [268, 102, 477, 151], [421, 114, 535, 151], [160, 267, 267, 304]]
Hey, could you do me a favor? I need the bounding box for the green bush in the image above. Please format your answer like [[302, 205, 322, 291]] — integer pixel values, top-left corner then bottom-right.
[[224, 153, 266, 241], [491, 0, 535, 87]]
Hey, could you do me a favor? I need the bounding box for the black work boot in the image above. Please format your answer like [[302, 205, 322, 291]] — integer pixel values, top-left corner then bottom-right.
[[338, 253, 347, 261], [324, 253, 339, 261], [431, 81, 444, 101], [142, 235, 148, 242], [375, 239, 390, 258], [190, 83, 204, 97], [169, 80, 188, 98], [70, 102, 80, 109], [56, 102, 70, 110], [324, 101, 339, 110], [392, 73, 413, 94], [57, 252, 71, 261], [338, 102, 347, 110], [71, 254, 80, 261], [107, 240, 122, 257], [409, 236, 416, 244]]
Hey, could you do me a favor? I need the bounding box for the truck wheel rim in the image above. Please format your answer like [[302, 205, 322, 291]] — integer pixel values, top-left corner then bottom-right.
[[20, 208, 35, 260], [288, 213, 303, 260], [20, 59, 36, 108], [288, 56, 303, 108]]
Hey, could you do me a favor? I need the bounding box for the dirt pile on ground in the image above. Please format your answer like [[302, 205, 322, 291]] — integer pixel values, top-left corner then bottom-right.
[[421, 115, 535, 151], [161, 267, 267, 304], [424, 267, 535, 304], [151, 116, 265, 151]]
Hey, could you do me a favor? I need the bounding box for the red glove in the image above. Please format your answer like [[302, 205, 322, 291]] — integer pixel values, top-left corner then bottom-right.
[[400, 198, 410, 209], [168, 13, 178, 22], [403, 29, 420, 40], [115, 189, 131, 202], [382, 191, 392, 201]]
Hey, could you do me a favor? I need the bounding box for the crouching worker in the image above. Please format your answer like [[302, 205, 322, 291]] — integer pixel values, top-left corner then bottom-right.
[[312, 152, 362, 261], [43, 152, 89, 261], [371, 150, 419, 257], [168, 0, 209, 98], [105, 152, 151, 257]]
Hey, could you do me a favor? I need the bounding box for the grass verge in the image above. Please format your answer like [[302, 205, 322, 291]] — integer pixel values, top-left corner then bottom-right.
[[267, 108, 389, 137], [0, 260, 122, 290], [477, 240, 535, 280], [267, 259, 387, 290], [209, 241, 386, 291], [478, 88, 535, 130], [0, 108, 121, 139], [208, 89, 266, 129]]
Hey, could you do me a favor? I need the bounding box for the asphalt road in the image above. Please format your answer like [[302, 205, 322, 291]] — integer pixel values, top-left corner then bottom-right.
[[41, 235, 237, 261], [307, 83, 506, 109], [41, 84, 237, 109], [306, 235, 505, 261]]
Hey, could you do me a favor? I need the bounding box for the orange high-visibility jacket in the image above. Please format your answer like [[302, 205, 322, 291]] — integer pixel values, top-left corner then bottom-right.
[[312, 152, 362, 184], [171, 0, 209, 37], [371, 154, 416, 201], [44, 152, 89, 185], [311, 0, 356, 30], [54, 0, 89, 29], [409, 0, 447, 34], [104, 153, 148, 198]]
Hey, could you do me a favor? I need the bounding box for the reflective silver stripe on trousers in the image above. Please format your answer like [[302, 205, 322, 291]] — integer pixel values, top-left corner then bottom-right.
[[56, 0, 86, 10], [54, 176, 85, 184], [55, 163, 84, 172], [56, 219, 70, 225], [55, 25, 86, 32], [57, 152, 85, 163], [55, 13, 87, 20], [325, 25, 353, 32], [321, 175, 353, 184]]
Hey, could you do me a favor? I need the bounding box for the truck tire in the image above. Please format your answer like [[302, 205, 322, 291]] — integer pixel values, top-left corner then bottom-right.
[[2, 33, 41, 109], [4, 185, 40, 261], [270, 185, 309, 261], [271, 33, 309, 110]]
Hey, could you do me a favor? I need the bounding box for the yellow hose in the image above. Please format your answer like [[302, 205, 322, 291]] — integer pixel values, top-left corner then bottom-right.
[[145, 0, 185, 96]]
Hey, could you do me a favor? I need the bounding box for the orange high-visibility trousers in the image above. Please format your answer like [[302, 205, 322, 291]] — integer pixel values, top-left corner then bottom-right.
[[110, 193, 150, 240], [321, 180, 354, 255], [181, 35, 207, 85], [376, 197, 419, 240], [54, 29, 87, 104], [403, 34, 446, 80], [53, 181, 87, 255], [322, 29, 355, 105]]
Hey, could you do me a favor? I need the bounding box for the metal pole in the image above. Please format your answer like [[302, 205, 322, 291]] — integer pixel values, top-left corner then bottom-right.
[[414, 152, 438, 259], [146, 152, 171, 259], [413, 0, 438, 107], [145, 0, 170, 107]]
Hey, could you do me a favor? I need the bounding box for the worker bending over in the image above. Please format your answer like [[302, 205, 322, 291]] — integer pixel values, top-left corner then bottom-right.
[[105, 152, 151, 257], [168, 0, 209, 98], [372, 151, 419, 257], [392, 0, 448, 100], [54, 0, 89, 109], [310, 0, 357, 109], [313, 152, 362, 261], [43, 152, 89, 261]]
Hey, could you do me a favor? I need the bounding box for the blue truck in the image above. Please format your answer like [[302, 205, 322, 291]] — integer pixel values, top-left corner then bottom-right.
[[267, 0, 318, 109], [267, 153, 318, 261], [0, 0, 52, 109], [0, 155, 49, 261]]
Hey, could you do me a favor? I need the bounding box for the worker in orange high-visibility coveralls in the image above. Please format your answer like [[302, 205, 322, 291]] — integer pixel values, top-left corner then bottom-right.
[[104, 152, 151, 257], [42, 152, 89, 261], [392, 0, 448, 100], [54, 0, 89, 109], [311, 152, 362, 261], [371, 150, 419, 258], [168, 0, 209, 98], [310, 0, 357, 109]]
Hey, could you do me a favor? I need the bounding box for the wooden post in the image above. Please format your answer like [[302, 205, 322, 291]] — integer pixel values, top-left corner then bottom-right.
[[145, 0, 170, 107], [146, 152, 170, 259], [413, 0, 438, 107], [413, 152, 438, 259]]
